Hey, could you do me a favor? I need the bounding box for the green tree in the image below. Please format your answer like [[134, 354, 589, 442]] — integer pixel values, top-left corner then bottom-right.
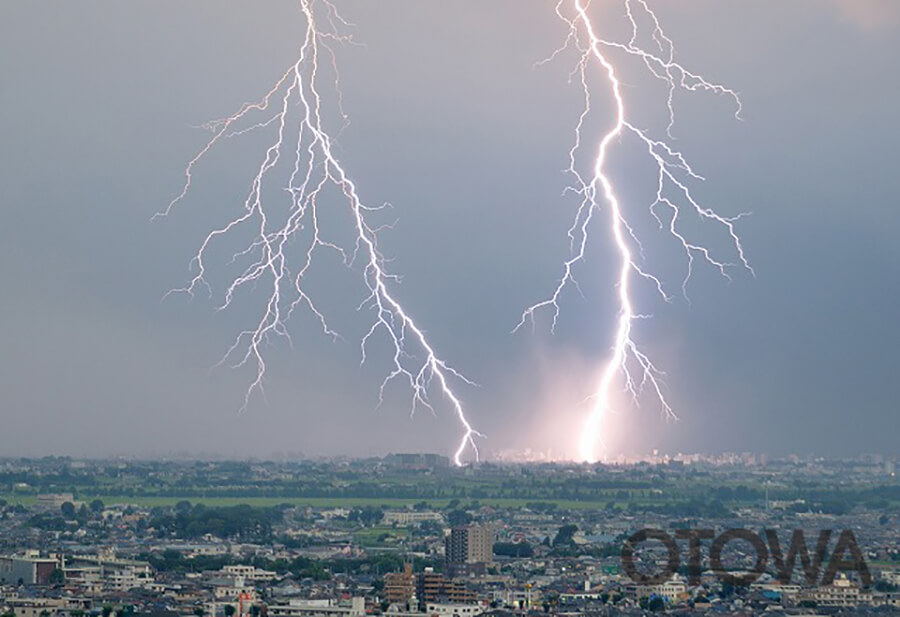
[[493, 542, 534, 558], [299, 563, 330, 580], [224, 606, 236, 617], [552, 524, 577, 547], [648, 597, 665, 612], [49, 568, 65, 585], [77, 504, 90, 522], [447, 510, 472, 527], [90, 499, 105, 513], [60, 502, 77, 519]]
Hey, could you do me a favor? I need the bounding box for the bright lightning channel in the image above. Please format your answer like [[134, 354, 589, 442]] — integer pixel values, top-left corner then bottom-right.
[[155, 0, 481, 465], [517, 0, 752, 463]]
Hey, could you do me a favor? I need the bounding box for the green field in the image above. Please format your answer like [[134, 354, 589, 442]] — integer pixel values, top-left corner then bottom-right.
[[354, 525, 410, 546]]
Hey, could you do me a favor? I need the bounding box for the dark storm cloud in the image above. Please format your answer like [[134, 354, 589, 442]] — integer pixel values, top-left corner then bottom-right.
[[0, 1, 897, 459]]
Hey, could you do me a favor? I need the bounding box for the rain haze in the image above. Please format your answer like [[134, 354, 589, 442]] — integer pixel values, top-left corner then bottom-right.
[[0, 1, 898, 460]]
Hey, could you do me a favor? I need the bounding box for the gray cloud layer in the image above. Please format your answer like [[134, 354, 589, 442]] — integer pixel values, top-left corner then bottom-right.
[[0, 1, 897, 460]]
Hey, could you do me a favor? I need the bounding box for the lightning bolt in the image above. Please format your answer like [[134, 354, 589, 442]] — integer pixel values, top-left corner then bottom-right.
[[517, 0, 751, 463], [155, 0, 481, 465]]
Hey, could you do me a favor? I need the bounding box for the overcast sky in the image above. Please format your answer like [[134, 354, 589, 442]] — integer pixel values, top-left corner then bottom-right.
[[1, 1, 898, 461]]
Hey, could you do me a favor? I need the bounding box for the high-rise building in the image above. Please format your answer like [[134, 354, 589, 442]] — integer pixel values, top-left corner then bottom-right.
[[384, 565, 476, 608], [415, 569, 475, 605], [445, 524, 494, 574], [383, 563, 415, 605]]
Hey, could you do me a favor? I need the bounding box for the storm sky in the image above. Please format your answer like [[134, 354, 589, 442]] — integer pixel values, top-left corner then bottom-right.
[[1, 1, 898, 460]]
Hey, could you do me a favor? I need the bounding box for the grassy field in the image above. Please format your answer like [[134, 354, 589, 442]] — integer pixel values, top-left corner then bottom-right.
[[354, 525, 410, 546]]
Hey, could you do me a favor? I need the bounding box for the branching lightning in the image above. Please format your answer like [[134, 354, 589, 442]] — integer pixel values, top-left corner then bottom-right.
[[156, 0, 481, 465], [517, 0, 752, 463]]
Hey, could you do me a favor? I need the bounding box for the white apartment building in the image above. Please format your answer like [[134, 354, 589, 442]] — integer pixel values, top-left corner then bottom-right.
[[267, 598, 365, 617], [222, 565, 278, 582], [424, 604, 484, 617], [383, 511, 444, 526]]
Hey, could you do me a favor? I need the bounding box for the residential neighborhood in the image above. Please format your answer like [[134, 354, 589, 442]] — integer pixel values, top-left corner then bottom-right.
[[0, 455, 896, 616]]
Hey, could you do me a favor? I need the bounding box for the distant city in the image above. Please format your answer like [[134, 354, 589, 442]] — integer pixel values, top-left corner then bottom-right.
[[0, 454, 896, 616]]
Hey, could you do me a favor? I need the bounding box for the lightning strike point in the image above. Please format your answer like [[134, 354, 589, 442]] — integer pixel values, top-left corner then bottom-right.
[[521, 0, 751, 463]]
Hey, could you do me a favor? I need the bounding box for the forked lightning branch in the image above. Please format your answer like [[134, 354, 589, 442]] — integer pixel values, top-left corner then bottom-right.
[[160, 1, 749, 464]]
